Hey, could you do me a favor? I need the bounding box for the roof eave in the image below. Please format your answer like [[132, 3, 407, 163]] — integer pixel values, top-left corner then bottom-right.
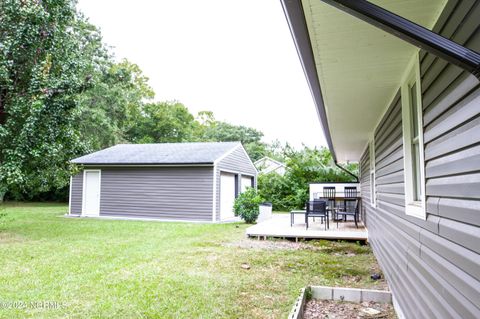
[[71, 162, 215, 166], [280, 0, 337, 162]]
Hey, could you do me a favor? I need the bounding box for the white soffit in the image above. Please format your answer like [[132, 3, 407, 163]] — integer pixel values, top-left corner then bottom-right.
[[302, 0, 447, 162]]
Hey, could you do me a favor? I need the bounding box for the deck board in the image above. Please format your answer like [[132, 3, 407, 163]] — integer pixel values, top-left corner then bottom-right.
[[245, 214, 368, 240]]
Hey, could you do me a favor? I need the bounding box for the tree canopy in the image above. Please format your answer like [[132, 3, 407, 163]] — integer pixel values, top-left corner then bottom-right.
[[258, 146, 358, 211], [0, 0, 357, 203], [0, 0, 101, 199]]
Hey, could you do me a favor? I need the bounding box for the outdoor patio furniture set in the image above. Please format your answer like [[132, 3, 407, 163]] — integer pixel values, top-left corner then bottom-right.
[[290, 186, 360, 230]]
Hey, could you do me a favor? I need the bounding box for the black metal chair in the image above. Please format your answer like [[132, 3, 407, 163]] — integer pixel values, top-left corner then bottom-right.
[[343, 186, 358, 215], [336, 198, 359, 228], [344, 186, 358, 198], [305, 200, 328, 230], [323, 186, 336, 212]]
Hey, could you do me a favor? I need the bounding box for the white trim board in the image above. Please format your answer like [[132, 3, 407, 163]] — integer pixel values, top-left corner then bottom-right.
[[369, 139, 376, 207], [81, 169, 102, 217], [401, 52, 426, 220]]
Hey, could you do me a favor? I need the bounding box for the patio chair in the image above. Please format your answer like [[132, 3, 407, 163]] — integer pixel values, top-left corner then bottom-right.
[[305, 200, 328, 230], [343, 186, 358, 213], [323, 186, 336, 213], [335, 198, 359, 228]]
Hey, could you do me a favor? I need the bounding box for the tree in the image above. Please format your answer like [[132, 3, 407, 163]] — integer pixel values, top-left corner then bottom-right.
[[76, 59, 154, 151], [258, 146, 358, 210], [200, 121, 267, 161], [0, 0, 105, 199], [128, 101, 195, 143]]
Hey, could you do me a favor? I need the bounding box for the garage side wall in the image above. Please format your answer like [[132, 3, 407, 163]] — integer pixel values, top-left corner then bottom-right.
[[99, 166, 214, 221], [71, 166, 214, 221], [215, 146, 257, 221], [70, 173, 83, 215]]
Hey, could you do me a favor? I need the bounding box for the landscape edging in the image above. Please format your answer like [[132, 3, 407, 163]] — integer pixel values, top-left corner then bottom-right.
[[288, 286, 392, 318]]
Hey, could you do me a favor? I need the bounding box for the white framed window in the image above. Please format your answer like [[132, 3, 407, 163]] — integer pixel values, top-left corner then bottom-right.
[[369, 140, 376, 207], [401, 53, 426, 219]]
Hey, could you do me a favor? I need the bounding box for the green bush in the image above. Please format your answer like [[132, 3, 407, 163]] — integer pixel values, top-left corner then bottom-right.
[[257, 147, 358, 211], [233, 188, 264, 223]]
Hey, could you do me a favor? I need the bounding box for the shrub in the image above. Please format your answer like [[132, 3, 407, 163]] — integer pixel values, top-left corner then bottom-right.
[[257, 147, 358, 211], [233, 188, 264, 223]]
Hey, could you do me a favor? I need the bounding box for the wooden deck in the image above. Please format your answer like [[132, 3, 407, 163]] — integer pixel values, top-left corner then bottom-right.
[[246, 214, 368, 241]]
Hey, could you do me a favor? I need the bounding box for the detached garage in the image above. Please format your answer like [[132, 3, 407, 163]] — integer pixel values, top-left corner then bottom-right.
[[69, 142, 257, 222]]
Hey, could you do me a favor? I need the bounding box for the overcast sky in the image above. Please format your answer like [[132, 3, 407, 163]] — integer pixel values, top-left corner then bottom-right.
[[76, 0, 326, 148]]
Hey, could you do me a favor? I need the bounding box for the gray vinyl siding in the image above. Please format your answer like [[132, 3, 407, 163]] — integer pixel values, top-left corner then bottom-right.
[[70, 166, 214, 221], [360, 2, 480, 318], [70, 173, 83, 214], [98, 167, 214, 221], [215, 145, 257, 221]]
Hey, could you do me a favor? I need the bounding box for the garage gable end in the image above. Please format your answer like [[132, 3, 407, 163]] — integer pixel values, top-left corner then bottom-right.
[[214, 144, 258, 221]]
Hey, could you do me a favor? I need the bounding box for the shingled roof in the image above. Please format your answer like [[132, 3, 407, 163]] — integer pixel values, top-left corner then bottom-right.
[[71, 142, 241, 165]]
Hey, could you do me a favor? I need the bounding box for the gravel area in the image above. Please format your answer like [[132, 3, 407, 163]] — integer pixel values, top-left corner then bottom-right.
[[304, 300, 396, 319], [224, 238, 319, 250]]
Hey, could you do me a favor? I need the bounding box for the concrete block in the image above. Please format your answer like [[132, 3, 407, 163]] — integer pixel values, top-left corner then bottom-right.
[[311, 286, 333, 300], [361, 289, 392, 303], [333, 287, 362, 302], [288, 288, 307, 319]]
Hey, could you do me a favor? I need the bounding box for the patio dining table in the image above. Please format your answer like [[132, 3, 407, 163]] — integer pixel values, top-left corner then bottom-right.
[[290, 204, 337, 228], [290, 197, 362, 229]]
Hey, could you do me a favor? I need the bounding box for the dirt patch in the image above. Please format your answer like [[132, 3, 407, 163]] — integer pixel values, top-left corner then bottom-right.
[[224, 238, 322, 251], [304, 300, 396, 319], [0, 232, 25, 244]]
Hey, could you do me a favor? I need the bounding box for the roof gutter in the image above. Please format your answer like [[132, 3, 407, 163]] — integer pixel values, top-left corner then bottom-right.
[[335, 162, 359, 183], [319, 0, 480, 80]]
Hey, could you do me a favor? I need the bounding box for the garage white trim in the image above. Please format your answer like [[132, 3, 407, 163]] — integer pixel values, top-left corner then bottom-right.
[[219, 172, 236, 220], [82, 169, 101, 217]]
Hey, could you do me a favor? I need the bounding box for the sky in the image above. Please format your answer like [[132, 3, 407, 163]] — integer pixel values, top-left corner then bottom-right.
[[76, 0, 326, 149]]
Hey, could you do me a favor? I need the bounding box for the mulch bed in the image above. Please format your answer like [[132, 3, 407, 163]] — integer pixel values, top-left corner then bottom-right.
[[304, 300, 396, 319]]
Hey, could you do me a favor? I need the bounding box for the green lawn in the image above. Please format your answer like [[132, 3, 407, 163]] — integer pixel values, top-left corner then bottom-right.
[[0, 203, 383, 318]]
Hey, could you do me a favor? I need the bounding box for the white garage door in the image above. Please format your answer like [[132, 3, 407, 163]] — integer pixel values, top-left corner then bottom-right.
[[241, 176, 253, 193], [83, 170, 101, 216], [220, 172, 236, 220]]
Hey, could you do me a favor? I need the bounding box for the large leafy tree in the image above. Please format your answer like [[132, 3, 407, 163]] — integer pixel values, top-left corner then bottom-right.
[[200, 121, 267, 161], [76, 59, 154, 150], [127, 101, 195, 143], [0, 0, 105, 199]]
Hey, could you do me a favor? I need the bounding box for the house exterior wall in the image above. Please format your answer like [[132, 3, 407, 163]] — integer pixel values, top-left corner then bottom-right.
[[360, 2, 480, 318], [215, 145, 257, 221], [70, 166, 214, 221]]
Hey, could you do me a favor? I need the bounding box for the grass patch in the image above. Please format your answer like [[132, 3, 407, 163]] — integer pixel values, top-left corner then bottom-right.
[[0, 203, 383, 318]]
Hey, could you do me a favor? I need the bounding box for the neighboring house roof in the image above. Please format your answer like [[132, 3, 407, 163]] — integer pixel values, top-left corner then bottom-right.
[[254, 157, 287, 174], [71, 142, 241, 165]]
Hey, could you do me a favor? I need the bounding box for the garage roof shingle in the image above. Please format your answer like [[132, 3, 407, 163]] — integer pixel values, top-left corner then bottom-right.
[[71, 142, 241, 165]]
